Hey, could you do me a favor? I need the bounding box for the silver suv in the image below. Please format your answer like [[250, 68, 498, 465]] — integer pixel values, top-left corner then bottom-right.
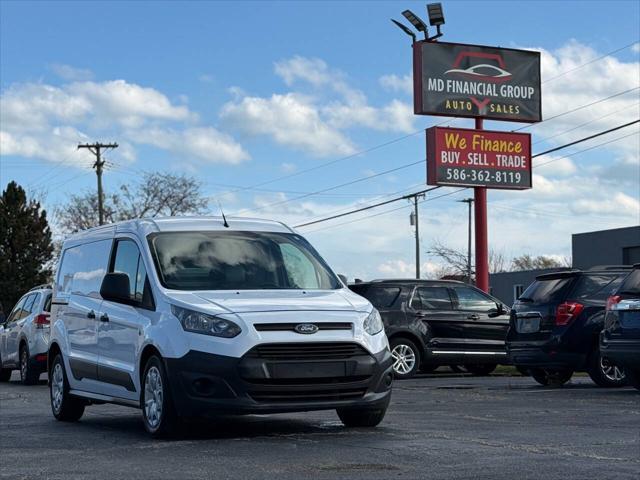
[[0, 285, 52, 384]]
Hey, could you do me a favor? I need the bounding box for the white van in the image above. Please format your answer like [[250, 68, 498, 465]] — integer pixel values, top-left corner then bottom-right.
[[49, 217, 392, 436]]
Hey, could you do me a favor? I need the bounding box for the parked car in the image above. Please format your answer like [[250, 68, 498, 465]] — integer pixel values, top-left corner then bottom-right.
[[507, 267, 630, 387], [348, 279, 510, 379], [601, 264, 640, 391], [0, 285, 52, 384], [48, 217, 393, 437]]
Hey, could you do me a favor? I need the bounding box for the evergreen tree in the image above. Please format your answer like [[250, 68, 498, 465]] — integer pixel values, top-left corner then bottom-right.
[[0, 181, 54, 312]]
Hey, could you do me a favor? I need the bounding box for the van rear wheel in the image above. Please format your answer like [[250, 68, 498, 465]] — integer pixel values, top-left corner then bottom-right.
[[530, 368, 573, 387], [50, 354, 85, 421], [20, 345, 40, 385]]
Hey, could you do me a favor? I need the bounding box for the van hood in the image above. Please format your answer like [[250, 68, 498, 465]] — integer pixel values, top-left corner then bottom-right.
[[164, 289, 370, 314]]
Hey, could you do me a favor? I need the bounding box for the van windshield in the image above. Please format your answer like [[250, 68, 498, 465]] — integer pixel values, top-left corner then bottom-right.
[[148, 231, 341, 291]]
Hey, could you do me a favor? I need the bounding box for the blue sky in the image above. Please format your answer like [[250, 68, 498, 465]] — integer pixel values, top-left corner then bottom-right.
[[1, 1, 639, 280]]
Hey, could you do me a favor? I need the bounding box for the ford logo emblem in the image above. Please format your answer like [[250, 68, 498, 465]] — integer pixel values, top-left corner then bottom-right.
[[294, 323, 319, 334]]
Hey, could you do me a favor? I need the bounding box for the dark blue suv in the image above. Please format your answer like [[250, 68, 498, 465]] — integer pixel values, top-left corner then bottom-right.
[[506, 267, 630, 387], [601, 264, 640, 391]]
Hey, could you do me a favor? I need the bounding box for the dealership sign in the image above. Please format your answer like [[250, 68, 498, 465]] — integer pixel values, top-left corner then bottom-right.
[[414, 41, 541, 123], [426, 126, 532, 190]]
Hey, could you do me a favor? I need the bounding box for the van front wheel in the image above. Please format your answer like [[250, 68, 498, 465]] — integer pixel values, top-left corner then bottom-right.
[[141, 355, 178, 437]]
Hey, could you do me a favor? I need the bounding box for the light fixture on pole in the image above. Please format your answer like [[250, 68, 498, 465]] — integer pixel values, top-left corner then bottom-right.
[[402, 9, 429, 40], [390, 18, 417, 44], [426, 3, 445, 40]]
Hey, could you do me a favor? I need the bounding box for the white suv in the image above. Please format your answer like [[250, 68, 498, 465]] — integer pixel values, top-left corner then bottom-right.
[[0, 285, 52, 384], [48, 217, 393, 436]]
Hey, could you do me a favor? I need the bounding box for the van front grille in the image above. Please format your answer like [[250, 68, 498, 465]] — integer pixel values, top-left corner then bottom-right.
[[244, 342, 369, 360]]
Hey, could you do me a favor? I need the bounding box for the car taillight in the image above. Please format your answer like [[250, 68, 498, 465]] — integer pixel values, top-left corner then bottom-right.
[[555, 302, 584, 326], [34, 313, 50, 328], [606, 295, 622, 311]]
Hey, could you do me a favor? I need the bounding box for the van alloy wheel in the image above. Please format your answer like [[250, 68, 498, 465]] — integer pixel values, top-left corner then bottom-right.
[[391, 344, 416, 376], [51, 363, 64, 414], [144, 366, 164, 430], [600, 356, 625, 383]]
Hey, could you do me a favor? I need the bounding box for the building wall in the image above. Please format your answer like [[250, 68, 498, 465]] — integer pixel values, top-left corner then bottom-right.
[[572, 226, 640, 269], [489, 268, 569, 306]]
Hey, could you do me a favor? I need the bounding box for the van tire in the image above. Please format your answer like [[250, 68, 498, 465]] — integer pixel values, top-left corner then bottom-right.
[[141, 355, 179, 438], [20, 345, 39, 385], [389, 337, 421, 379], [337, 405, 388, 428], [530, 368, 573, 387], [50, 354, 85, 422], [587, 346, 627, 388]]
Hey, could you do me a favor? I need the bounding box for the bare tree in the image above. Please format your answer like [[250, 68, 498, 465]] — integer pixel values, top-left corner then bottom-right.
[[511, 254, 569, 271], [57, 172, 208, 233], [428, 240, 510, 280]]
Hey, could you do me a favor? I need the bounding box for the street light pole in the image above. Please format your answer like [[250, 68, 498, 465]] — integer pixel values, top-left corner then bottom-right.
[[408, 193, 425, 279]]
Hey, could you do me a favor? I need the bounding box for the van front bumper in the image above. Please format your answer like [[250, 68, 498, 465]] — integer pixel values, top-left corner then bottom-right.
[[163, 343, 393, 417]]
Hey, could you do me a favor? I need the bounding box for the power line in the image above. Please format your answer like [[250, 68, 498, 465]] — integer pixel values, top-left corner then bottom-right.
[[542, 41, 639, 84], [513, 86, 639, 132], [294, 121, 640, 230]]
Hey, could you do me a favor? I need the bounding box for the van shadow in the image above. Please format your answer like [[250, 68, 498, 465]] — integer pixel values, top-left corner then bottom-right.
[[78, 410, 346, 442]]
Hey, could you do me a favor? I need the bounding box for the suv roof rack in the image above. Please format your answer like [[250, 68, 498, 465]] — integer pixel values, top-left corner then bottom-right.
[[28, 284, 52, 292]]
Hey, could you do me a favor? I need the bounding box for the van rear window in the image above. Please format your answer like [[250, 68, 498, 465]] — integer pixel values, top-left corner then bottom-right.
[[519, 278, 572, 304]]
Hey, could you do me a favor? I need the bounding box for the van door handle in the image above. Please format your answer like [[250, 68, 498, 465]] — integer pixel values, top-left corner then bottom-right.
[[87, 310, 96, 319], [100, 313, 110, 322], [467, 314, 480, 320]]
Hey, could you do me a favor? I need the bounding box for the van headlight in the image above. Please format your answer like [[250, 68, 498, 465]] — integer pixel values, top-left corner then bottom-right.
[[171, 305, 241, 338], [363, 309, 384, 335]]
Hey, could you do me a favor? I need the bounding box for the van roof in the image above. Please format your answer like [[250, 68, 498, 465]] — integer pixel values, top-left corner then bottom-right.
[[64, 216, 295, 243]]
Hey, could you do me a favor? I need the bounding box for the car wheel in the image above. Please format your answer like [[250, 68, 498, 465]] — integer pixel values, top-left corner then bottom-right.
[[625, 369, 640, 391], [389, 337, 421, 379], [587, 346, 627, 388], [50, 354, 85, 421], [19, 345, 40, 385], [141, 355, 179, 437], [530, 368, 573, 387], [464, 364, 497, 376], [337, 402, 389, 428]]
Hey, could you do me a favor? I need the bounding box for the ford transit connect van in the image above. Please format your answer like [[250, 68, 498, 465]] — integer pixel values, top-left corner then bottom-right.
[[48, 217, 392, 436]]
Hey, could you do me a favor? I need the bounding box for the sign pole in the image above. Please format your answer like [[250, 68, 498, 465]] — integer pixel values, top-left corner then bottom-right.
[[473, 117, 489, 292]]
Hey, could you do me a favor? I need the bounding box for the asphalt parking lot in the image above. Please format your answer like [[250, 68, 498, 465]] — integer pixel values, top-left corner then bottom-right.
[[1, 371, 638, 480]]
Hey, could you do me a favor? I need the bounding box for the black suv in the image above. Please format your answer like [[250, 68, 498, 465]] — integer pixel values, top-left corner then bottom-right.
[[507, 267, 630, 387], [348, 279, 510, 379], [601, 264, 640, 391]]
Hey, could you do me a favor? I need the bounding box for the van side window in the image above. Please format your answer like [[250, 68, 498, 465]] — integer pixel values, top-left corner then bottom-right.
[[56, 239, 112, 299], [22, 293, 38, 317], [6, 296, 28, 323], [111, 239, 153, 308]]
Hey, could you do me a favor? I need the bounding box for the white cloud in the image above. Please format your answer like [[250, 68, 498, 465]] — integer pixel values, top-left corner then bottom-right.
[[131, 126, 249, 164], [280, 162, 297, 173], [1, 76, 247, 167], [220, 93, 356, 157], [50, 63, 94, 81], [379, 74, 413, 95], [533, 155, 577, 176]]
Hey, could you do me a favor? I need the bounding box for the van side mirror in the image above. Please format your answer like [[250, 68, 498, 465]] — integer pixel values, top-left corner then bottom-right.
[[100, 273, 131, 304], [338, 274, 348, 285], [488, 302, 507, 318]]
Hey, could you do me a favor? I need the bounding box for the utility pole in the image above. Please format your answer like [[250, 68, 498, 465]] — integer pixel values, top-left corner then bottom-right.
[[407, 192, 425, 279], [474, 118, 489, 292], [77, 142, 118, 226], [458, 198, 474, 284]]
